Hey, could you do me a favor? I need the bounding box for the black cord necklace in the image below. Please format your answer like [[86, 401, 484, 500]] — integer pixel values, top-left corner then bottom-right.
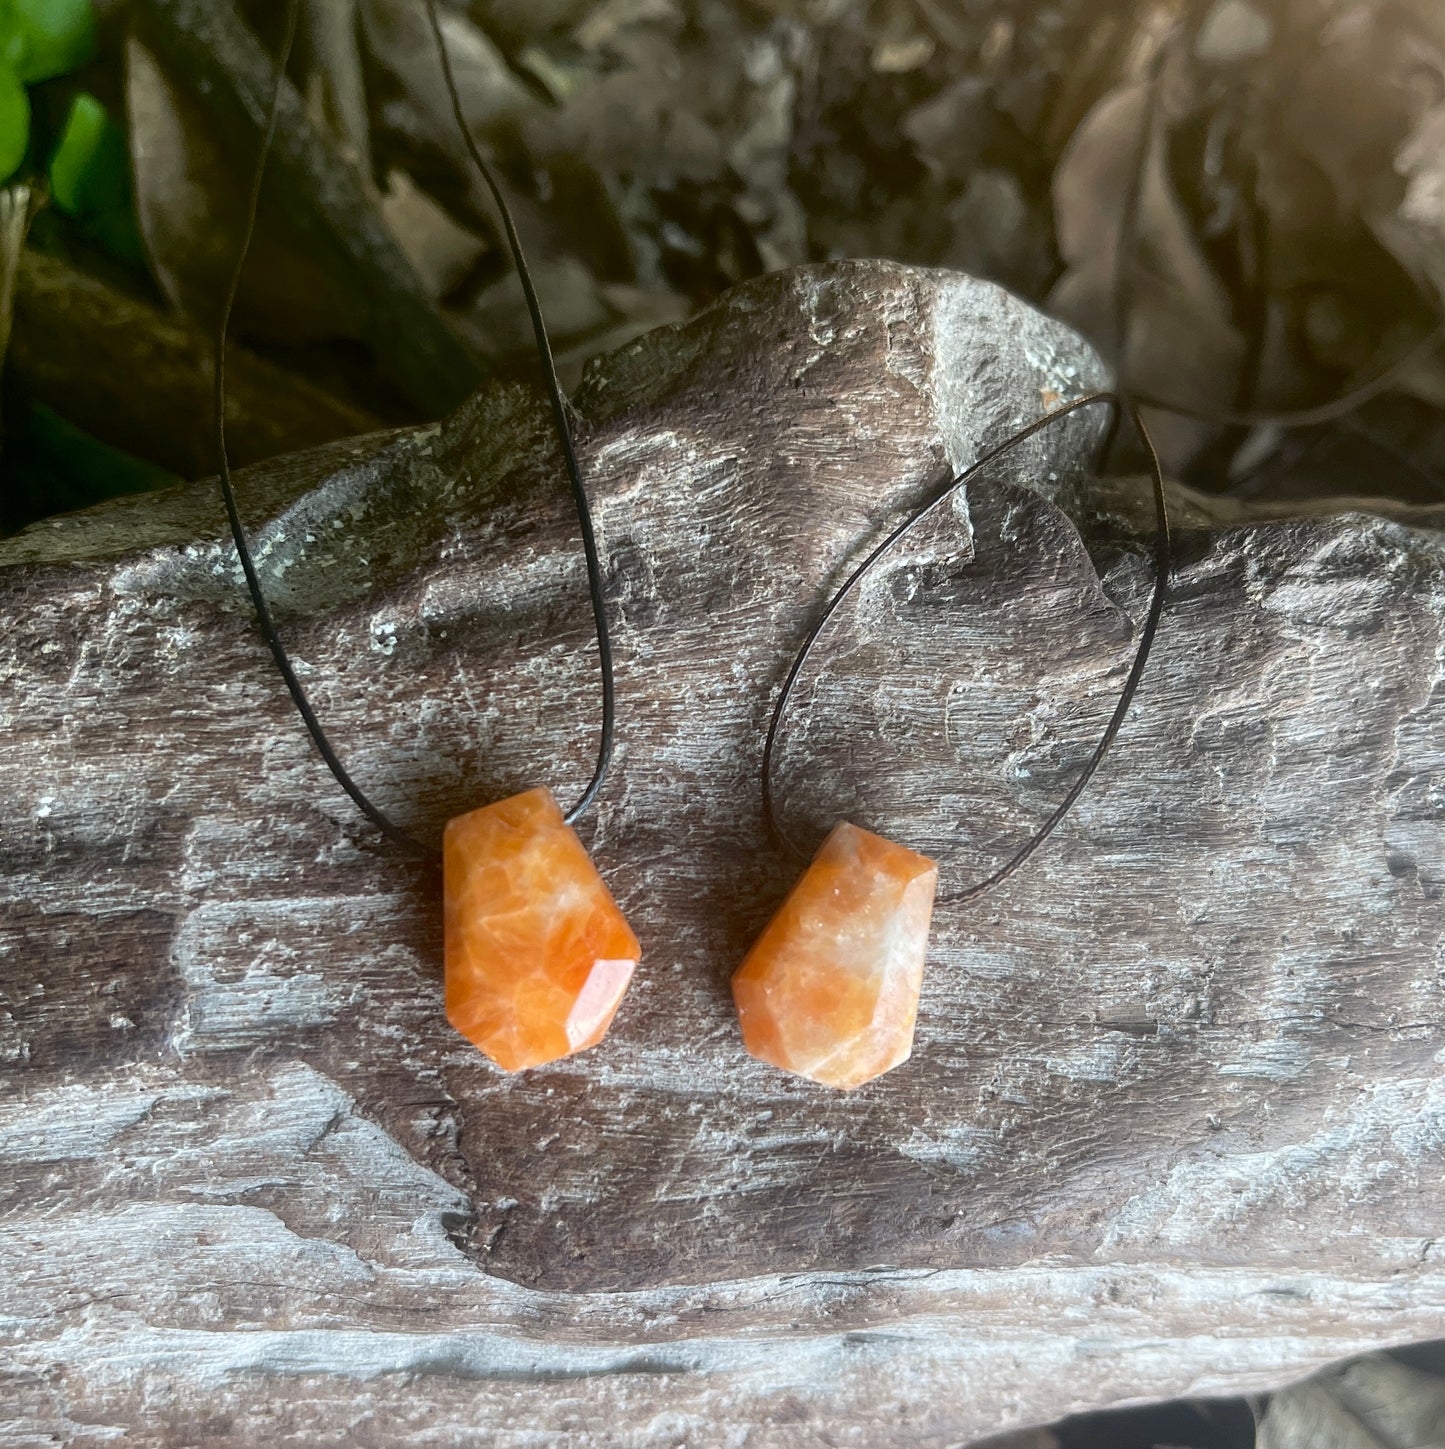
[[762, 392, 1171, 891], [210, 4, 1441, 1092], [212, 0, 614, 864], [735, 396, 1171, 1089], [213, 0, 637, 1076]]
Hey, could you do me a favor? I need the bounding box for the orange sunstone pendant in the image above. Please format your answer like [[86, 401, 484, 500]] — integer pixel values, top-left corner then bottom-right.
[[443, 786, 639, 1072], [732, 822, 938, 1089]]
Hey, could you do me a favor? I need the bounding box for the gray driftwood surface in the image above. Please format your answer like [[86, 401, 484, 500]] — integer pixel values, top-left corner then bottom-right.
[[2, 260, 1444, 1445]]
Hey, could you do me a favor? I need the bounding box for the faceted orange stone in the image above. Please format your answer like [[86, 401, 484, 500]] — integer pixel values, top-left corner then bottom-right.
[[732, 822, 937, 1090], [443, 786, 639, 1072]]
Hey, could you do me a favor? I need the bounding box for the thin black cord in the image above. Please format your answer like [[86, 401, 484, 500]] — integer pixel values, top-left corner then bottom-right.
[[213, 0, 431, 857], [1109, 23, 1161, 369], [424, 0, 614, 825], [214, 0, 617, 859], [762, 392, 1172, 903]]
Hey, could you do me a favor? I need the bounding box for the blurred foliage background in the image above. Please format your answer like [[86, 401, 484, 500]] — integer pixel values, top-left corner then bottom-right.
[[3, 0, 1445, 533]]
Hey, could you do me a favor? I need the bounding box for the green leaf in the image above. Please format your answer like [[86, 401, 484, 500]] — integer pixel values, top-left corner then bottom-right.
[[48, 90, 112, 212], [0, 403, 178, 533], [0, 0, 96, 85], [0, 59, 27, 182], [82, 197, 144, 267], [47, 90, 143, 265]]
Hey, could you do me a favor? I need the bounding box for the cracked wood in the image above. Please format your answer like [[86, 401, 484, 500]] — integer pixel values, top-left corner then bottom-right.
[[2, 261, 1443, 1446]]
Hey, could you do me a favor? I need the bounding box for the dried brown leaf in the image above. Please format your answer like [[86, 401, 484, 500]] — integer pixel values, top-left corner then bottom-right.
[[1275, 7, 1430, 214], [1376, 100, 1445, 299], [903, 77, 991, 180], [1259, 1356, 1445, 1449], [1194, 0, 1272, 66], [126, 33, 357, 343], [379, 168, 485, 300], [303, 0, 371, 175], [359, 0, 538, 149], [10, 250, 380, 476], [1050, 78, 1244, 454], [477, 0, 593, 39], [572, 0, 678, 53], [461, 253, 610, 356]]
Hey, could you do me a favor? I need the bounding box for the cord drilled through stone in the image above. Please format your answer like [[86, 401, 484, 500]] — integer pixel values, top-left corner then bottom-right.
[[732, 822, 938, 1089], [443, 786, 639, 1071]]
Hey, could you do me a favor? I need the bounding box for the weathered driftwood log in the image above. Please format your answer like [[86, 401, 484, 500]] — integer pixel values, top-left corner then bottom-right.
[[2, 261, 1443, 1446]]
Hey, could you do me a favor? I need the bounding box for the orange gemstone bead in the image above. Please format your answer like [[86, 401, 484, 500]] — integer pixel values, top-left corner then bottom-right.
[[443, 786, 639, 1072], [732, 822, 937, 1089]]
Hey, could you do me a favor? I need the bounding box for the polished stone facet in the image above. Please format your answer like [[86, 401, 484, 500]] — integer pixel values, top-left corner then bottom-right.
[[443, 786, 639, 1072], [732, 822, 937, 1089]]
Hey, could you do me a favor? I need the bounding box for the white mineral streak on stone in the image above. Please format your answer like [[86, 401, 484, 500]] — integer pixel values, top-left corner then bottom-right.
[[1041, 1037, 1134, 1083], [1217, 1037, 1312, 1083]]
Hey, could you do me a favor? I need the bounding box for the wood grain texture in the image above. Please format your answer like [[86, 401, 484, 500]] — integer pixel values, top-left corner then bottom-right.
[[2, 261, 1443, 1445]]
